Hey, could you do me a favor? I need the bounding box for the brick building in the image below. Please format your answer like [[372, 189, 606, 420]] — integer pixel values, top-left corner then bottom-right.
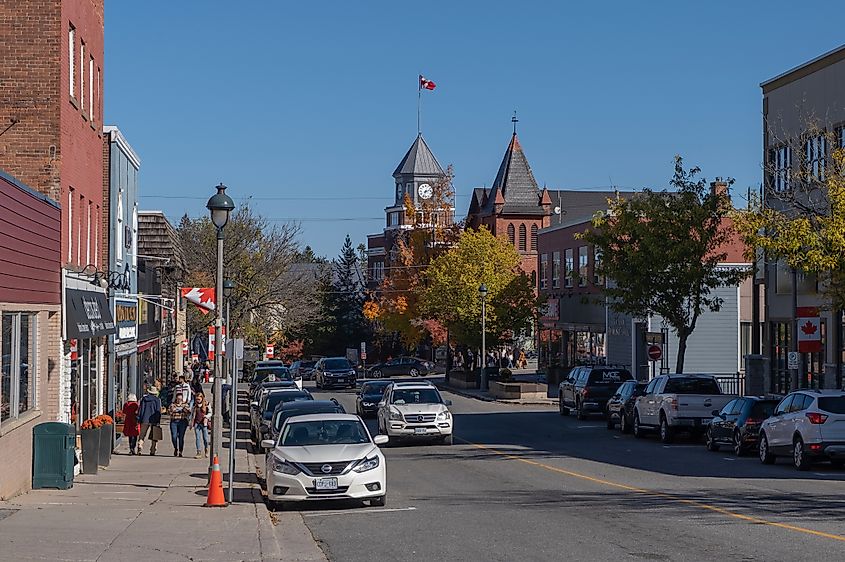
[[0, 0, 112, 434]]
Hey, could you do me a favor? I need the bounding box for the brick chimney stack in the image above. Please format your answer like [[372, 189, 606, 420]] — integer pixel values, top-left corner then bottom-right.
[[710, 178, 730, 200]]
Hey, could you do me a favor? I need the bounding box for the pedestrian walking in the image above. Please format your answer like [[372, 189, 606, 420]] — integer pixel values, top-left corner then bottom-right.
[[121, 394, 141, 455], [190, 376, 203, 398], [137, 386, 163, 456], [518, 349, 527, 369], [190, 392, 211, 458], [174, 375, 194, 408], [168, 393, 191, 457]]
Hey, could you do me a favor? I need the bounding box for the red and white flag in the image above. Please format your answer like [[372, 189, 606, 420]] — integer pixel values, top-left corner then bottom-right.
[[419, 75, 436, 91], [181, 287, 216, 314]]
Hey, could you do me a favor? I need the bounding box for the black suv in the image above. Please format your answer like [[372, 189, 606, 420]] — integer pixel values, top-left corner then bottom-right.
[[706, 396, 779, 456], [558, 366, 634, 420], [314, 357, 357, 389], [606, 380, 648, 432]]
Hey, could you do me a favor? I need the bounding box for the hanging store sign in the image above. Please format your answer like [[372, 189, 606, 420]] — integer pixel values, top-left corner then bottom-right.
[[65, 289, 116, 338], [114, 299, 138, 343]]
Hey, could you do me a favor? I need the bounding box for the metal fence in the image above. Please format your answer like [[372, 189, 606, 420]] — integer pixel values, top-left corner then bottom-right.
[[714, 372, 746, 396]]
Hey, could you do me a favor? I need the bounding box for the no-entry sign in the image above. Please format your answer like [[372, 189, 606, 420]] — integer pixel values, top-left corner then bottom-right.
[[647, 344, 662, 361]]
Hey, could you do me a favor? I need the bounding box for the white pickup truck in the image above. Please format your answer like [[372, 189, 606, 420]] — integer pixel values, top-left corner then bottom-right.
[[632, 374, 735, 443]]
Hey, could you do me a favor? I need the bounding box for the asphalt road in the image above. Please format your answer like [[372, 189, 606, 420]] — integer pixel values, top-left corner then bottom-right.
[[281, 380, 845, 561]]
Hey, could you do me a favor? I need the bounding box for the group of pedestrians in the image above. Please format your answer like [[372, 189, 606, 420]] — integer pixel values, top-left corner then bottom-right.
[[119, 375, 212, 458]]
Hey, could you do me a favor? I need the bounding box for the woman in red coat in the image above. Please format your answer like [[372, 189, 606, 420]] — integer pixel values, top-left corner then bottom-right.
[[122, 394, 141, 455]]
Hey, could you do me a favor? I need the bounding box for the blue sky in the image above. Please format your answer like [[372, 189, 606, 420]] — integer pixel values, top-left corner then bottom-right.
[[105, 1, 845, 258]]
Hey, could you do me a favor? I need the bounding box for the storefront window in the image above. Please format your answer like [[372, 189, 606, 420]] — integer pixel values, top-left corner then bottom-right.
[[1, 312, 37, 424], [75, 338, 100, 427]]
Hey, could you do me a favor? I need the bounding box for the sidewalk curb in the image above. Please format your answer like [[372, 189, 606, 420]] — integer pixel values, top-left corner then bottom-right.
[[434, 382, 556, 406]]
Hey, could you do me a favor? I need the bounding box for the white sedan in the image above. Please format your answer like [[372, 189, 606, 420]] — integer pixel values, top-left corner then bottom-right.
[[262, 413, 388, 508]]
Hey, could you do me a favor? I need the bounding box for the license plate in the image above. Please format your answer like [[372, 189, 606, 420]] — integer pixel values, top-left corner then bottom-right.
[[414, 428, 427, 435], [315, 478, 338, 490]]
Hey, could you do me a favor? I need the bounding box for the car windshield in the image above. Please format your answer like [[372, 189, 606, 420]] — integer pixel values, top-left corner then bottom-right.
[[664, 377, 721, 394], [323, 359, 352, 370], [280, 420, 370, 446], [588, 370, 632, 385], [264, 392, 312, 418], [254, 367, 291, 382], [274, 406, 344, 431], [391, 388, 441, 404], [750, 401, 778, 418], [818, 396, 845, 414], [362, 383, 390, 395]]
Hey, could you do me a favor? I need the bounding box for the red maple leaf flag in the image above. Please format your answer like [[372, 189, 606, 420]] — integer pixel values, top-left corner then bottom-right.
[[181, 287, 216, 314], [419, 75, 436, 91], [801, 321, 818, 335]]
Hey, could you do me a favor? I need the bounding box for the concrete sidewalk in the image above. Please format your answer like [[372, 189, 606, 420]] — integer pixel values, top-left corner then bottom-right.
[[0, 395, 326, 562], [435, 380, 557, 406]]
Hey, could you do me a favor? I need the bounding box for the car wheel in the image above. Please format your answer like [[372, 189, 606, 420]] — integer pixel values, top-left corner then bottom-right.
[[733, 430, 745, 456], [373, 369, 383, 379], [558, 399, 569, 416], [759, 433, 775, 464], [576, 400, 587, 421], [793, 437, 812, 471], [441, 434, 453, 445], [633, 414, 644, 438], [620, 413, 631, 434], [705, 428, 719, 452], [409, 368, 419, 377], [659, 417, 672, 444], [370, 495, 386, 507], [606, 412, 615, 430]]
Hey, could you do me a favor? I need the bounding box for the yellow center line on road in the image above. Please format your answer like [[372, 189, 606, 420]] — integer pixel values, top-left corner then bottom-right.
[[462, 440, 845, 543]]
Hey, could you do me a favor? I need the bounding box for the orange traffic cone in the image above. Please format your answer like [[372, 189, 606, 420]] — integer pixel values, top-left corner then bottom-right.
[[204, 455, 227, 507]]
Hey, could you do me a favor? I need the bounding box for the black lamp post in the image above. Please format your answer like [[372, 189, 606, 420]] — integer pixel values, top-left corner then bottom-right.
[[479, 283, 488, 391], [206, 183, 235, 483]]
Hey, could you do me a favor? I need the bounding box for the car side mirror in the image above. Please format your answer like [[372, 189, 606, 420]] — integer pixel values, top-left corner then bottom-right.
[[373, 435, 389, 445], [260, 439, 275, 449], [251, 401, 259, 408], [378, 401, 386, 408], [444, 399, 452, 406]]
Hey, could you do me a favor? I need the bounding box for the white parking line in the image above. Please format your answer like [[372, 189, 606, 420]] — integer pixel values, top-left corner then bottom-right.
[[302, 507, 417, 517], [722, 457, 736, 461]]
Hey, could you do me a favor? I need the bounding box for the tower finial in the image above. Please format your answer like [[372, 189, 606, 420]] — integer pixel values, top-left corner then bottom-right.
[[512, 110, 519, 135]]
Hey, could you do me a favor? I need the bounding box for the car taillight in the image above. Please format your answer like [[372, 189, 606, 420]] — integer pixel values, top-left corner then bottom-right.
[[744, 418, 761, 425], [581, 388, 589, 398], [670, 398, 678, 411], [806, 412, 829, 424]]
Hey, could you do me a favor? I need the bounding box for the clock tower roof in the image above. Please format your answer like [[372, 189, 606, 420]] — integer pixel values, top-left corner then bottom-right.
[[393, 134, 444, 178]]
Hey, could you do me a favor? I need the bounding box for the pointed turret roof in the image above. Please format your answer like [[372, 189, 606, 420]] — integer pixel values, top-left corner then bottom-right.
[[485, 133, 544, 215], [393, 134, 444, 178]]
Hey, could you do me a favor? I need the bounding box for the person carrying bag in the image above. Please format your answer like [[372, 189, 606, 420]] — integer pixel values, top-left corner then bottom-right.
[[137, 386, 163, 456]]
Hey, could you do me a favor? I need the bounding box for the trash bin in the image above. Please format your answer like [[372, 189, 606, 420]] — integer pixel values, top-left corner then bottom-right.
[[32, 422, 76, 490]]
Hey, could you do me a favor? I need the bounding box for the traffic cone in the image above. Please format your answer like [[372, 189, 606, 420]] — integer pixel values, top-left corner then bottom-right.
[[204, 455, 227, 507]]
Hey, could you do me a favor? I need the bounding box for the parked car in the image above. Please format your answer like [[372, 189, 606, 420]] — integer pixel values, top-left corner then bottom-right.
[[368, 357, 436, 378], [758, 390, 845, 470], [250, 388, 313, 443], [249, 366, 294, 397], [356, 380, 392, 418], [290, 360, 318, 380], [314, 357, 357, 390], [559, 366, 634, 420], [262, 413, 388, 509], [262, 399, 346, 447], [705, 397, 779, 456], [606, 381, 648, 432], [252, 380, 299, 406], [376, 381, 453, 445], [633, 374, 735, 443]]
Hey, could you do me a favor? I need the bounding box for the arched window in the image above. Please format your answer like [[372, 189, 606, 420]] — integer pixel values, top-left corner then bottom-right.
[[518, 224, 527, 251], [507, 223, 515, 245], [531, 224, 538, 251]]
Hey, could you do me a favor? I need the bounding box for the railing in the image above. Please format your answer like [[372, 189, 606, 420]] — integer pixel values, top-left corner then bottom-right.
[[715, 372, 746, 396]]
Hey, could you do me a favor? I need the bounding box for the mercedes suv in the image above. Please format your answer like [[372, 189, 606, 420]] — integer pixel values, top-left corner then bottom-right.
[[376, 382, 454, 445]]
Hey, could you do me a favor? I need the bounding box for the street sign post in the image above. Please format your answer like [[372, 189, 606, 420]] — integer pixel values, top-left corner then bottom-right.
[[647, 344, 662, 361], [787, 351, 800, 370]]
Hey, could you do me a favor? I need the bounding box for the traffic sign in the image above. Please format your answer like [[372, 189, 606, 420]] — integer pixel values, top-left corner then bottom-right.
[[647, 344, 662, 361], [788, 351, 800, 370]]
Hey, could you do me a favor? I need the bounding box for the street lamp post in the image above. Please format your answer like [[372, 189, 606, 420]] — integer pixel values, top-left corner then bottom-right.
[[479, 284, 488, 391], [223, 278, 236, 503], [207, 184, 235, 481]]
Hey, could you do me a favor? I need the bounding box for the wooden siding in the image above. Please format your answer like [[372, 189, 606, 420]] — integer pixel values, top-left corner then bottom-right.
[[0, 172, 61, 305]]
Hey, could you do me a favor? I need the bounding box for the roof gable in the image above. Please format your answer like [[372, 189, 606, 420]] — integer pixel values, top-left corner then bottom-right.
[[393, 134, 444, 178]]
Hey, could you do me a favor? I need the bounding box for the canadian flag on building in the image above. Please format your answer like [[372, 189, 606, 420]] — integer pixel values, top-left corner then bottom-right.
[[419, 75, 436, 91], [181, 287, 216, 314], [208, 326, 227, 360], [797, 306, 822, 353]]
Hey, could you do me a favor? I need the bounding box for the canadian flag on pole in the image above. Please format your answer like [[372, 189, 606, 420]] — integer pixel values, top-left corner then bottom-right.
[[181, 287, 216, 314], [419, 75, 436, 91]]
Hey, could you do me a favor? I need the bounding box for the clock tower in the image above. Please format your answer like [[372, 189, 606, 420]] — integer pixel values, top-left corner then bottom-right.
[[385, 133, 446, 228]]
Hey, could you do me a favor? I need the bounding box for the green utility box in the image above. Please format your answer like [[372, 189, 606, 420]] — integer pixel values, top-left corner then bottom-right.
[[32, 422, 76, 490]]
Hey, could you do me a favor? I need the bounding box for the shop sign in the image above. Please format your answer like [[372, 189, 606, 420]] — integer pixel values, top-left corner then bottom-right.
[[65, 289, 116, 338], [114, 299, 138, 343], [540, 298, 559, 325]]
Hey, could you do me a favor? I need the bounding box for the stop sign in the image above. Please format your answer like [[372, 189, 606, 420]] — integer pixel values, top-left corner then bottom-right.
[[647, 344, 662, 361]]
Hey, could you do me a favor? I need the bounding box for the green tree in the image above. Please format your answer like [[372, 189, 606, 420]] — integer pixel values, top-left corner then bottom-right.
[[420, 227, 538, 350], [581, 156, 748, 373], [329, 235, 368, 352]]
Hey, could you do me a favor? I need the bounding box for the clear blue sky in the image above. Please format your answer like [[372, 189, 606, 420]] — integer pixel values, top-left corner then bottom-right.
[[105, 1, 845, 259]]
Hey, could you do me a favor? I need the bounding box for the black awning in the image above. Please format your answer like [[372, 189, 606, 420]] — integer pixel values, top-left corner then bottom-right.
[[65, 289, 116, 339]]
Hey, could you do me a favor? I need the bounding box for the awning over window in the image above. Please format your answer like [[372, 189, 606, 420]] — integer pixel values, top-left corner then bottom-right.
[[65, 289, 116, 339]]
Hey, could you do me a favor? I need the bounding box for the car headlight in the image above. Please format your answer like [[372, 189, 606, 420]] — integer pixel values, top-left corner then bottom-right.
[[270, 456, 300, 475], [437, 411, 451, 421], [354, 455, 380, 473], [389, 408, 403, 421]]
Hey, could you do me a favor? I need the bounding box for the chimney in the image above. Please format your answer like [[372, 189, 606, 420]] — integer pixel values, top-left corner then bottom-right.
[[710, 177, 730, 200]]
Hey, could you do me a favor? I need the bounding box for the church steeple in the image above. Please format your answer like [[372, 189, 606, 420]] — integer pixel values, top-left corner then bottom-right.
[[485, 131, 543, 215]]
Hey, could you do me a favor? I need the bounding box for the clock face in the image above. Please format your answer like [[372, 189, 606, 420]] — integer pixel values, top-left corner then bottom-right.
[[418, 183, 433, 200]]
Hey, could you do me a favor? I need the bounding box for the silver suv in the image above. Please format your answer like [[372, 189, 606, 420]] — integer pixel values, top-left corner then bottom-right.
[[758, 390, 845, 470]]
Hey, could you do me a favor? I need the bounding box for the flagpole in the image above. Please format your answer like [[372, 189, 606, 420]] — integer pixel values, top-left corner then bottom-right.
[[417, 75, 422, 135]]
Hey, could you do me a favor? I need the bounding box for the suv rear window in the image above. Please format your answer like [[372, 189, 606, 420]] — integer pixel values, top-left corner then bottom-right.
[[749, 400, 778, 419], [818, 396, 845, 414], [663, 377, 721, 395], [587, 369, 632, 385]]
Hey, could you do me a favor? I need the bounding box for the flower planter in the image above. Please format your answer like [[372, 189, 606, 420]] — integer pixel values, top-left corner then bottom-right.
[[80, 427, 100, 475], [98, 424, 113, 467]]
